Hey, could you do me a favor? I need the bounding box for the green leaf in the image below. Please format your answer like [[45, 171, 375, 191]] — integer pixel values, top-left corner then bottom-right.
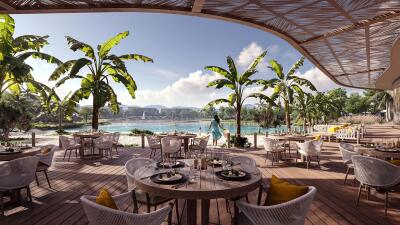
[[226, 56, 237, 77], [66, 36, 95, 60], [287, 57, 304, 77], [239, 69, 257, 85], [119, 54, 153, 63], [13, 35, 49, 52], [247, 93, 277, 107], [49, 60, 76, 81], [204, 66, 233, 81], [248, 50, 267, 70], [0, 14, 15, 60], [269, 60, 284, 79], [70, 58, 91, 77], [207, 79, 235, 89], [18, 52, 62, 65], [98, 31, 129, 59], [106, 55, 127, 72], [291, 76, 317, 91], [204, 98, 231, 108]]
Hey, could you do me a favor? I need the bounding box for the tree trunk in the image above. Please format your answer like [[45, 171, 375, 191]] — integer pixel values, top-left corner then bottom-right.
[[285, 102, 291, 130], [58, 109, 63, 131], [236, 105, 241, 138], [92, 97, 99, 130], [303, 117, 306, 133]]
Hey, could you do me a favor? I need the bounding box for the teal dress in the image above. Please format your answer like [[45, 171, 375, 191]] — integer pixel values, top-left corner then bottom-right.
[[210, 119, 222, 140]]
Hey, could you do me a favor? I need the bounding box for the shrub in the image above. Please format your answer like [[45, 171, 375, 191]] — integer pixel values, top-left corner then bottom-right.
[[129, 128, 154, 136], [229, 135, 251, 148]]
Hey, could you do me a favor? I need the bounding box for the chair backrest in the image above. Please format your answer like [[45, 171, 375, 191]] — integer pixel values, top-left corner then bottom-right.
[[230, 155, 257, 173], [0, 156, 39, 189], [352, 155, 400, 188], [338, 143, 358, 164], [93, 135, 113, 149], [161, 137, 182, 154], [125, 158, 155, 191], [237, 186, 317, 225], [81, 194, 171, 225], [37, 145, 58, 167], [313, 140, 323, 152], [299, 140, 319, 156], [146, 135, 161, 148], [113, 132, 120, 143], [262, 137, 278, 153], [59, 135, 73, 149], [193, 135, 210, 149]]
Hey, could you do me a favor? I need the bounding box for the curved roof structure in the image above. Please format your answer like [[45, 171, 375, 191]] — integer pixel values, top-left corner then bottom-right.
[[1, 0, 400, 90]]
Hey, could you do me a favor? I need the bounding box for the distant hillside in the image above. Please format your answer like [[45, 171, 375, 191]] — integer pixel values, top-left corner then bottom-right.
[[144, 105, 168, 110]]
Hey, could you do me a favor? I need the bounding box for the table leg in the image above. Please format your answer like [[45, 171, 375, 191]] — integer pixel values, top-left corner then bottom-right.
[[79, 138, 84, 159], [187, 199, 197, 225], [201, 199, 210, 225], [184, 138, 189, 157]]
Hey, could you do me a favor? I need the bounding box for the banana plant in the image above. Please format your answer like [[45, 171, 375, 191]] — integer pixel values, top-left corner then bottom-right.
[[294, 91, 314, 131], [204, 51, 275, 138], [0, 14, 62, 99], [258, 57, 316, 130], [50, 31, 153, 129], [45, 90, 77, 132]]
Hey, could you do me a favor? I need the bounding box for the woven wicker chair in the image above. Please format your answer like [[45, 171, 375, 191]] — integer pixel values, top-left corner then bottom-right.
[[112, 132, 120, 155], [161, 137, 182, 161], [189, 135, 209, 157], [262, 137, 285, 166], [35, 145, 57, 188], [60, 135, 80, 161], [352, 155, 400, 215], [146, 135, 161, 159], [236, 186, 317, 225], [81, 191, 173, 225], [296, 140, 321, 169], [338, 143, 358, 184], [93, 134, 114, 159], [0, 156, 39, 216]]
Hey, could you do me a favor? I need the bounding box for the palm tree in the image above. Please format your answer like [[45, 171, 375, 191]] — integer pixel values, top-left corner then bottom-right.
[[50, 31, 153, 130], [0, 14, 61, 99], [258, 57, 316, 130], [294, 91, 314, 131], [204, 51, 275, 138], [45, 90, 77, 132], [372, 90, 393, 122]]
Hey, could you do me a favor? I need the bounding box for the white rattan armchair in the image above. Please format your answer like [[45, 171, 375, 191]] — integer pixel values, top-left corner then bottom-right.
[[0, 156, 40, 216], [230, 155, 257, 173], [189, 135, 209, 157], [93, 134, 114, 159], [161, 137, 182, 161], [338, 143, 358, 184], [146, 135, 161, 159], [35, 145, 57, 188], [60, 135, 80, 161], [296, 140, 321, 169], [81, 191, 173, 225], [352, 155, 400, 215], [112, 132, 120, 155], [236, 186, 317, 225], [262, 137, 285, 166]]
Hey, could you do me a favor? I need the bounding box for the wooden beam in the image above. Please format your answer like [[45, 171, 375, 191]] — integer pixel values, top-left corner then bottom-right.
[[365, 26, 371, 85], [300, 10, 400, 45], [192, 0, 205, 13], [335, 68, 385, 77], [0, 1, 15, 11], [327, 0, 357, 23]]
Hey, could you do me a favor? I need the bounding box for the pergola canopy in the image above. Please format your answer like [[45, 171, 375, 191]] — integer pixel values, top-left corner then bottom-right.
[[1, 0, 400, 90]]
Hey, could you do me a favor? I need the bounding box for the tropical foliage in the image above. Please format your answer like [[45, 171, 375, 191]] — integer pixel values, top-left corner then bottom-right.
[[44, 90, 77, 132], [204, 51, 275, 139], [50, 31, 153, 129], [0, 14, 61, 99], [258, 57, 316, 129]]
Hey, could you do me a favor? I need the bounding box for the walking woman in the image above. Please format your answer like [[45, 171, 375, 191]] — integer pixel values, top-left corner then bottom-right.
[[209, 114, 224, 146]]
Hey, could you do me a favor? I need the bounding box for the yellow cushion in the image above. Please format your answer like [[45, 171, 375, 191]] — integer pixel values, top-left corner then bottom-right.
[[266, 175, 308, 206], [96, 188, 117, 209], [314, 134, 321, 141], [41, 147, 52, 155], [389, 159, 400, 166]]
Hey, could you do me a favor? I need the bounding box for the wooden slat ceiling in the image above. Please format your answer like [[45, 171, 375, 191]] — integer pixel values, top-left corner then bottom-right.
[[2, 0, 400, 89]]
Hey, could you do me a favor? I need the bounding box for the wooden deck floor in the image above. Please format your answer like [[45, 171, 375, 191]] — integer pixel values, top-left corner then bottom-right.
[[1, 140, 400, 225]]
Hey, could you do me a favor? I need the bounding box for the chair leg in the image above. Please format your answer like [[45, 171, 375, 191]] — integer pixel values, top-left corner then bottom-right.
[[215, 199, 221, 225], [245, 195, 249, 203], [146, 193, 151, 213], [367, 186, 370, 201], [385, 192, 389, 216], [27, 185, 33, 211], [175, 199, 180, 225], [44, 170, 51, 188], [0, 191, 4, 217], [63, 150, 67, 160], [344, 167, 350, 184], [306, 157, 310, 169], [68, 150, 72, 161], [257, 185, 263, 205], [35, 173, 39, 186], [356, 183, 363, 206]]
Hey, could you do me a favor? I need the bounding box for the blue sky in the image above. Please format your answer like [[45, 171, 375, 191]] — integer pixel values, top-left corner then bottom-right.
[[13, 12, 355, 107]]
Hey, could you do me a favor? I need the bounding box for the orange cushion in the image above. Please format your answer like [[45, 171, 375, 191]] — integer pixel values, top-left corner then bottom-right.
[[95, 188, 117, 209], [41, 147, 52, 155], [314, 134, 321, 141], [266, 175, 309, 206], [389, 159, 400, 166]]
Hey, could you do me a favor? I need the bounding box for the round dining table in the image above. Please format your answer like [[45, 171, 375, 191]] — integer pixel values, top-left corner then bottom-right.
[[73, 132, 104, 159], [354, 145, 400, 159], [0, 147, 41, 161], [134, 159, 262, 225]]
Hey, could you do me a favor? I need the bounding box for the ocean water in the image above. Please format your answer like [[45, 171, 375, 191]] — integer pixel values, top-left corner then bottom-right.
[[66, 120, 299, 135]]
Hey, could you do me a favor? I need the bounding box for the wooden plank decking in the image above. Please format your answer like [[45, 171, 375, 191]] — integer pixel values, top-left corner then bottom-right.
[[1, 140, 399, 225]]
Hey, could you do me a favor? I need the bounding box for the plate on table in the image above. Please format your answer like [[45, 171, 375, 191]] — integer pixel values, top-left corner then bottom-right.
[[215, 170, 251, 181], [156, 161, 186, 168], [208, 159, 230, 167], [150, 172, 187, 185], [376, 148, 400, 153], [0, 149, 22, 155]]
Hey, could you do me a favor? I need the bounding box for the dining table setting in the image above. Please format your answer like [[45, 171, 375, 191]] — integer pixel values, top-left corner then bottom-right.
[[0, 144, 41, 161], [133, 154, 262, 225]]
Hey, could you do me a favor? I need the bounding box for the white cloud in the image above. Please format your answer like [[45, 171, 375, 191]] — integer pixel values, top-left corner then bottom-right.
[[237, 42, 265, 70], [297, 67, 362, 94], [153, 68, 181, 79], [128, 70, 226, 107]]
